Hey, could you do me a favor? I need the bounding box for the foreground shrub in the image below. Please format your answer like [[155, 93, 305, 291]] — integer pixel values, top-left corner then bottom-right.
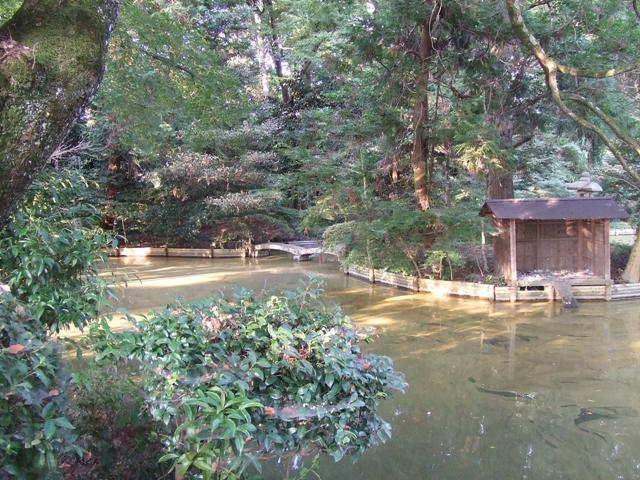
[[62, 362, 166, 480], [93, 280, 406, 479], [611, 242, 632, 280], [0, 290, 76, 478], [0, 169, 110, 333]]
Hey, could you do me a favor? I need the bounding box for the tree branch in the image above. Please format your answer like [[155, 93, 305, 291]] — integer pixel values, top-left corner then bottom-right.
[[510, 1, 640, 78], [127, 34, 195, 79], [564, 93, 640, 157], [512, 134, 533, 149], [505, 0, 640, 188], [555, 61, 640, 79], [528, 0, 552, 9], [446, 81, 472, 99]]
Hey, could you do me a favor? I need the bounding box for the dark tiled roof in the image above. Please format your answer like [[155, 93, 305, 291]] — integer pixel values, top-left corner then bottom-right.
[[479, 197, 629, 220]]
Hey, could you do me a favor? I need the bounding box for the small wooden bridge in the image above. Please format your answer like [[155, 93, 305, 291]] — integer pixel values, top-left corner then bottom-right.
[[253, 240, 323, 261]]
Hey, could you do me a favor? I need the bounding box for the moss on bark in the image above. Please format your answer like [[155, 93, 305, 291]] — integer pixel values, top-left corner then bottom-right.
[[0, 0, 119, 227]]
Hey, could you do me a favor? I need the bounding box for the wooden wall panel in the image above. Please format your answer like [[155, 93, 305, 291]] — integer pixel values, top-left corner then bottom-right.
[[516, 221, 537, 272], [493, 218, 511, 279], [592, 220, 605, 276], [492, 217, 608, 278], [536, 221, 578, 272]]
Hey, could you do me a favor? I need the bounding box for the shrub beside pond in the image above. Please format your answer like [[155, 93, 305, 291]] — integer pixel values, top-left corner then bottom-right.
[[90, 280, 406, 479], [0, 170, 110, 333], [63, 362, 166, 479], [0, 291, 77, 478], [611, 242, 632, 280]]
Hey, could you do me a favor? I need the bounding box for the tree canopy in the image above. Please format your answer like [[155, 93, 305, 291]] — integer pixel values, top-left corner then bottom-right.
[[1, 0, 639, 279]]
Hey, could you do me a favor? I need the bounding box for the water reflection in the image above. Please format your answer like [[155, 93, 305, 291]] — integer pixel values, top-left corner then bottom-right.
[[104, 256, 640, 480]]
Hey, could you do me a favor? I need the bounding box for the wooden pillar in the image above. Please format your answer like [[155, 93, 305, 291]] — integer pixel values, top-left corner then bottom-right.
[[604, 219, 611, 280], [591, 219, 596, 273], [509, 219, 518, 302], [509, 219, 517, 283], [577, 220, 584, 271], [544, 285, 554, 302], [536, 220, 542, 269]]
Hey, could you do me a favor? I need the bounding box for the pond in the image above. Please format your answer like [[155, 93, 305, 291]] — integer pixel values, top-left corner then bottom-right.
[[106, 255, 640, 480]]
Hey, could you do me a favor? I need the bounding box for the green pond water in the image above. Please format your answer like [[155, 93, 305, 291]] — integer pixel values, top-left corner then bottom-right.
[[106, 255, 640, 480]]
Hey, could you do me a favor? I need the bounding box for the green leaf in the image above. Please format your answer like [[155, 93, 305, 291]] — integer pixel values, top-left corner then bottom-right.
[[193, 458, 215, 472], [53, 417, 74, 429], [44, 420, 56, 439], [158, 453, 180, 463], [325, 373, 335, 387]]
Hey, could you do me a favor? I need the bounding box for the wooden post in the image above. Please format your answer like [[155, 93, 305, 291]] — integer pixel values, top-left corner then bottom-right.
[[544, 285, 554, 302], [536, 220, 542, 269], [577, 220, 584, 271], [509, 219, 517, 283], [480, 218, 489, 272], [591, 219, 596, 273], [509, 219, 518, 302], [604, 219, 611, 280]]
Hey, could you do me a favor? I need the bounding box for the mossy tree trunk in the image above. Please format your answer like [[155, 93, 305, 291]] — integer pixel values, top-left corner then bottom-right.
[[0, 0, 119, 227]]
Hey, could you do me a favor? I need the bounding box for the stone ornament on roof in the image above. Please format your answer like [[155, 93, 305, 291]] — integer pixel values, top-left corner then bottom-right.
[[566, 172, 603, 197]]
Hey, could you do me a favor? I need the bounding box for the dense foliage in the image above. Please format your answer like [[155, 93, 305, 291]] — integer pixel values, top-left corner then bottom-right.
[[90, 280, 405, 479], [67, 360, 167, 479], [46, 0, 634, 279], [0, 169, 110, 333], [0, 167, 113, 476], [0, 291, 77, 478]]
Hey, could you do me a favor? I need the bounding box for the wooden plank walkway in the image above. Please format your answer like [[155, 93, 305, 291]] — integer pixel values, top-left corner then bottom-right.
[[551, 280, 578, 308], [253, 241, 322, 261]]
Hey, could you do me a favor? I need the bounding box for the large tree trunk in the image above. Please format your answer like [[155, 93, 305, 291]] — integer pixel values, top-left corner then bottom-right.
[[487, 171, 514, 199], [0, 0, 119, 227], [253, 12, 270, 98], [410, 18, 432, 211], [264, 0, 290, 105], [622, 233, 640, 283]]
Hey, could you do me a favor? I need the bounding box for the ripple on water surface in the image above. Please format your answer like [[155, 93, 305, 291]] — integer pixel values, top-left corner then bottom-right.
[[104, 256, 640, 480]]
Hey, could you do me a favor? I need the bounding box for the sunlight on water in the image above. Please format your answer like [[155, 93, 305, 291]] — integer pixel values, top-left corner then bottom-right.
[[102, 255, 640, 480]]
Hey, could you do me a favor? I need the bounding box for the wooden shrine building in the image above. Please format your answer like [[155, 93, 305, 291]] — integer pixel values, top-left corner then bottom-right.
[[479, 197, 629, 285]]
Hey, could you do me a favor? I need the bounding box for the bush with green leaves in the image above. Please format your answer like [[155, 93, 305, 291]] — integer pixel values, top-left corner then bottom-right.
[[320, 199, 438, 276], [424, 245, 465, 281], [0, 290, 77, 478], [65, 360, 167, 479], [92, 280, 405, 479], [0, 168, 111, 332], [611, 242, 632, 280]]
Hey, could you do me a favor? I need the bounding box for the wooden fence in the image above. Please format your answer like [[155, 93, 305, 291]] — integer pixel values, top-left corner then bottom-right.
[[345, 266, 640, 303], [108, 247, 246, 258]]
